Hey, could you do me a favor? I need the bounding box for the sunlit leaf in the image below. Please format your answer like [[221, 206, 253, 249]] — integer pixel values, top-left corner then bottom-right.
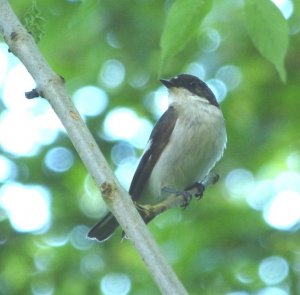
[[245, 0, 289, 82], [159, 0, 211, 73]]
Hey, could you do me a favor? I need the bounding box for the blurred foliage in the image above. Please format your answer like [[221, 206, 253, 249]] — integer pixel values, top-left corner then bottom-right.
[[1, 0, 300, 295], [24, 0, 46, 43]]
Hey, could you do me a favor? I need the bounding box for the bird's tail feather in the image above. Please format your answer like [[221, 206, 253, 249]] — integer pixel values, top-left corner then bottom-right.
[[87, 213, 119, 242]]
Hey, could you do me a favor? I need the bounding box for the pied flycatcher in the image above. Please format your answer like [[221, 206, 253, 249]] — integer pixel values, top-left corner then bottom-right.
[[88, 74, 227, 241]]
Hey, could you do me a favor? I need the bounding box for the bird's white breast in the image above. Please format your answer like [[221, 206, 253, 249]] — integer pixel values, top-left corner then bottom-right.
[[142, 94, 227, 204]]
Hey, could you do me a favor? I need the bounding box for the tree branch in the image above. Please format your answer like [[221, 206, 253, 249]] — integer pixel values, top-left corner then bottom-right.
[[0, 1, 188, 294]]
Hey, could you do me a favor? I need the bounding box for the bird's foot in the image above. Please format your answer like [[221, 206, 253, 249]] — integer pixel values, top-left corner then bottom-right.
[[185, 182, 205, 199], [162, 187, 192, 208]]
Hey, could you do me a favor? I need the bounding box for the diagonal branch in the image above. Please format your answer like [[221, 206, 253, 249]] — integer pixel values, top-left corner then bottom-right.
[[0, 1, 188, 294]]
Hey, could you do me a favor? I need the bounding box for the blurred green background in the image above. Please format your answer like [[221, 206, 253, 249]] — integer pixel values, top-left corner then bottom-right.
[[1, 0, 300, 294]]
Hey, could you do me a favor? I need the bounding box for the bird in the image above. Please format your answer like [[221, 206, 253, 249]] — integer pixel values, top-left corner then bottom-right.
[[87, 74, 227, 241]]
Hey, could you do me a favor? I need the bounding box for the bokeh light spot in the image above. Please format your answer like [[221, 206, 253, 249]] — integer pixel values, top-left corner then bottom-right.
[[106, 32, 122, 48], [0, 183, 51, 232], [226, 292, 249, 295], [258, 256, 289, 285], [42, 233, 69, 248], [186, 63, 206, 80], [72, 85, 108, 118], [207, 78, 227, 102], [31, 278, 54, 295], [100, 273, 131, 295], [80, 254, 104, 276], [0, 101, 63, 157], [128, 72, 149, 88], [246, 180, 276, 210], [2, 63, 35, 111], [257, 287, 288, 295], [144, 87, 169, 119], [286, 151, 300, 170], [274, 171, 300, 192], [80, 175, 107, 218], [199, 28, 221, 52], [44, 147, 74, 173], [0, 110, 40, 156], [70, 225, 92, 250], [34, 249, 55, 271], [225, 169, 254, 198], [216, 65, 242, 91], [102, 107, 153, 148], [100, 59, 125, 88], [272, 0, 293, 19], [114, 159, 137, 191], [111, 142, 136, 166], [263, 190, 300, 230], [103, 108, 139, 139]]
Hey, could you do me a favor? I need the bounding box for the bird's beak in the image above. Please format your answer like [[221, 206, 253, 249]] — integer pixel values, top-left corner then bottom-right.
[[160, 78, 173, 89]]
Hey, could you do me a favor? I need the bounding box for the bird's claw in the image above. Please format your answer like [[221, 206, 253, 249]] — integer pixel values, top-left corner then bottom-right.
[[162, 187, 193, 208], [180, 191, 192, 208], [193, 182, 205, 199]]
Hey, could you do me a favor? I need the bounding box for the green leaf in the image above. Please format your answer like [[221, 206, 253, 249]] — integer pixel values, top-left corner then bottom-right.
[[245, 0, 289, 82], [159, 0, 212, 73]]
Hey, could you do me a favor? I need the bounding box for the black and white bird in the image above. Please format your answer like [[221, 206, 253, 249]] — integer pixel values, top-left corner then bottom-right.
[[88, 74, 227, 241]]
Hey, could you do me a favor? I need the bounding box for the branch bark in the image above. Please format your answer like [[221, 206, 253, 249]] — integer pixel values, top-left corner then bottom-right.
[[0, 1, 188, 294]]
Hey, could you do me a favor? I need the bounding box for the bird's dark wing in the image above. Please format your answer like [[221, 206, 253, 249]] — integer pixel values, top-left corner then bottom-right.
[[87, 212, 119, 241], [129, 106, 178, 201], [87, 106, 178, 241]]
